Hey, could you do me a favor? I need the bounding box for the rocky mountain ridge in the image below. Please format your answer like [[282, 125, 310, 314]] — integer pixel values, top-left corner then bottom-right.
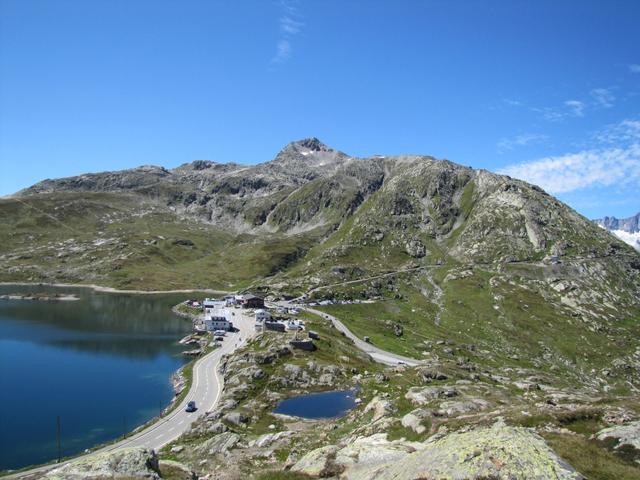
[[594, 212, 640, 251], [594, 212, 640, 233]]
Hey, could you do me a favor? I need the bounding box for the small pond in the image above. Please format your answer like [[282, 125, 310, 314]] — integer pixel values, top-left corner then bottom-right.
[[273, 389, 357, 419]]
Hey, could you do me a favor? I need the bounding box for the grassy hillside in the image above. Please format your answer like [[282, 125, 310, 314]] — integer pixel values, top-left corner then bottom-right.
[[0, 192, 323, 290]]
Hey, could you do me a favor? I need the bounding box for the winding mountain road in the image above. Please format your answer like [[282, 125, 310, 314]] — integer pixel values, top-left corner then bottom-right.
[[272, 300, 423, 367], [303, 305, 423, 366]]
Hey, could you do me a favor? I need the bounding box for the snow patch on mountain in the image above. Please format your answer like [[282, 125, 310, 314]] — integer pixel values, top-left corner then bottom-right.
[[610, 229, 640, 251]]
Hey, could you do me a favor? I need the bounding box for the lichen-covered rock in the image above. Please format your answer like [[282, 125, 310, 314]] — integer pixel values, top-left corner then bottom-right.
[[248, 430, 295, 448], [435, 398, 490, 417], [363, 396, 397, 421], [45, 447, 160, 479], [405, 386, 457, 405], [195, 432, 240, 456], [292, 423, 584, 480], [356, 423, 584, 480], [291, 434, 423, 478], [157, 459, 197, 480], [401, 409, 430, 434]]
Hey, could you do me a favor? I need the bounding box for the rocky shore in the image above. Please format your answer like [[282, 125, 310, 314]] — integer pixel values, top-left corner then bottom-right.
[[0, 292, 79, 302]]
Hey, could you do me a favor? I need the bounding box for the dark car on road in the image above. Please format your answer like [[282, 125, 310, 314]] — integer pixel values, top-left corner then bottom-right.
[[185, 401, 197, 412]]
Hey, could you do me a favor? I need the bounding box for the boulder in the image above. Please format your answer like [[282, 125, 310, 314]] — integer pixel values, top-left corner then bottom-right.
[[45, 447, 160, 479], [291, 434, 423, 478], [248, 430, 295, 448], [405, 386, 457, 406], [223, 412, 249, 426], [363, 396, 397, 421], [207, 421, 229, 434], [357, 422, 584, 480], [418, 368, 448, 383], [157, 460, 197, 480], [595, 420, 640, 462], [292, 423, 584, 479], [405, 239, 427, 258], [401, 409, 431, 434], [434, 398, 490, 417], [195, 432, 240, 455]]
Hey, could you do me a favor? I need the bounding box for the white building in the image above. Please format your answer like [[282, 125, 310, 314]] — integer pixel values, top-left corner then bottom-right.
[[202, 308, 233, 331], [286, 319, 304, 331], [255, 309, 271, 323], [203, 298, 225, 312]]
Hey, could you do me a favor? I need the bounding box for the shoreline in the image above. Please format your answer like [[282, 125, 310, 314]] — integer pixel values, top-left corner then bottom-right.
[[0, 281, 232, 295]]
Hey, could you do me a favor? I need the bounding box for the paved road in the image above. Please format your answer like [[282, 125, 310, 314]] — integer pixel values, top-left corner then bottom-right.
[[8, 308, 256, 479], [274, 301, 423, 367]]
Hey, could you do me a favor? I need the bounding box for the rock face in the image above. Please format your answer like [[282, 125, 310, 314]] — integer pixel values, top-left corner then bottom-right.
[[595, 420, 640, 462], [291, 433, 423, 478], [594, 212, 640, 251], [595, 212, 640, 234], [45, 447, 160, 479], [292, 423, 584, 480]]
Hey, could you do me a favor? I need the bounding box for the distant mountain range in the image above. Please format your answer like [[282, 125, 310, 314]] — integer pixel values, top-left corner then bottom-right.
[[594, 212, 640, 251]]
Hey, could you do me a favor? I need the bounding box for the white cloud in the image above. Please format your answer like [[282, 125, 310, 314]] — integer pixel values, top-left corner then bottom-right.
[[503, 98, 524, 107], [273, 40, 292, 63], [271, 1, 304, 64], [532, 100, 585, 121], [564, 100, 585, 117], [499, 144, 640, 193], [280, 15, 303, 34], [497, 133, 547, 153], [590, 88, 615, 108], [629, 64, 640, 73], [594, 118, 640, 144]]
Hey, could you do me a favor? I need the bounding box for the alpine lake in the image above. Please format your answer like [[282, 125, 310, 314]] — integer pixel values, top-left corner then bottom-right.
[[0, 284, 196, 472]]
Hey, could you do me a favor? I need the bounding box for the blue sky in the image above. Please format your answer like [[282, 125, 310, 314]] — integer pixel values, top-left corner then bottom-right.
[[1, 0, 639, 219]]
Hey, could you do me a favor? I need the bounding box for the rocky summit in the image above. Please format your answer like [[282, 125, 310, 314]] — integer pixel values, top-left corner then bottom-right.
[[2, 139, 640, 479], [595, 211, 640, 251]]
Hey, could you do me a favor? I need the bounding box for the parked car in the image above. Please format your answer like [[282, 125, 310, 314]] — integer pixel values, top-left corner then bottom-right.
[[185, 401, 197, 412], [214, 336, 224, 341]]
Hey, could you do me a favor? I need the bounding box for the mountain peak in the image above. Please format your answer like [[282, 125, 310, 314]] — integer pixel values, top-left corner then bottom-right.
[[278, 137, 345, 157], [270, 138, 349, 174], [291, 137, 331, 152]]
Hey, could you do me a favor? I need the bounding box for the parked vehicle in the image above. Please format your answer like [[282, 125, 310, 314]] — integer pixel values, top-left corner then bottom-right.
[[214, 336, 224, 341], [185, 401, 197, 412]]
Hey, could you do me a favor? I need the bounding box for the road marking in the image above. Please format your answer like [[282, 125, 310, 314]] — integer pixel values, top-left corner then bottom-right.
[[168, 427, 174, 432], [155, 434, 163, 440]]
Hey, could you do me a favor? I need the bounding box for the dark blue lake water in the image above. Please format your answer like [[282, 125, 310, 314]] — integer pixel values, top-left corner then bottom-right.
[[273, 389, 356, 419], [0, 285, 194, 471]]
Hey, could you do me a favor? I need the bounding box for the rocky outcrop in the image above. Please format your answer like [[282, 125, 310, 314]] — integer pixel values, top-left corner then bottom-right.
[[292, 423, 584, 479], [291, 434, 423, 478], [45, 447, 161, 479], [595, 420, 640, 462], [405, 386, 457, 406], [157, 460, 197, 480]]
